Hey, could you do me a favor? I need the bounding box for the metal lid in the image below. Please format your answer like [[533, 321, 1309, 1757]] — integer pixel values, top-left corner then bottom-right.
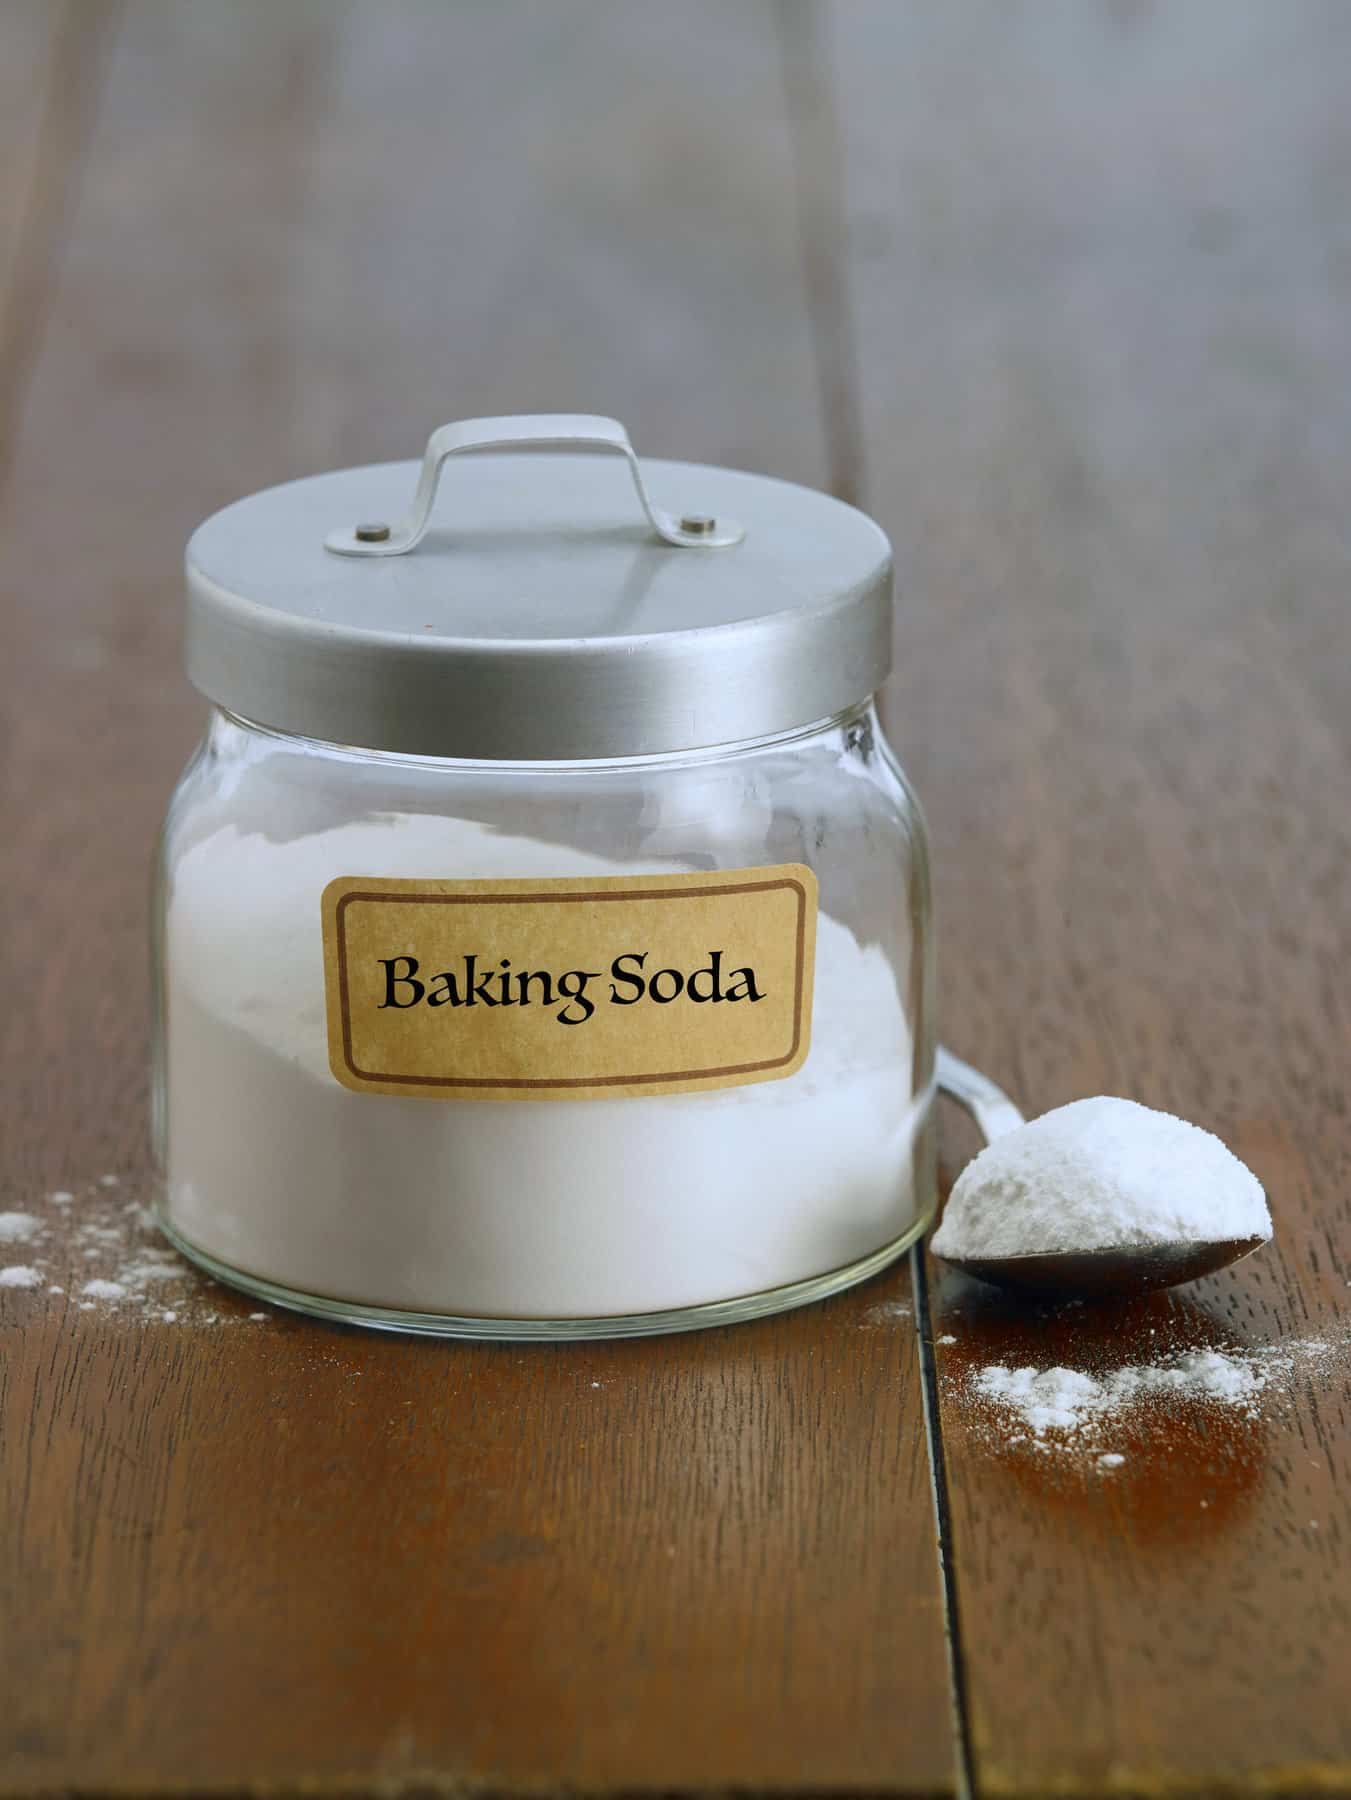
[[185, 414, 892, 760]]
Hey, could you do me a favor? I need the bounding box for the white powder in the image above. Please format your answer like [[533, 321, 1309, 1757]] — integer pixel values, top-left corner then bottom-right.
[[0, 1265, 42, 1288], [863, 1299, 913, 1324], [121, 1257, 182, 1284], [163, 814, 921, 1318], [21, 1180, 262, 1324], [973, 1346, 1280, 1441], [931, 1096, 1270, 1260], [81, 1278, 128, 1300], [0, 1212, 41, 1243]]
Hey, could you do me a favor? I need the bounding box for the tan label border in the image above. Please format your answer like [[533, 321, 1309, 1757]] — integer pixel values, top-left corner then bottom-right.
[[324, 867, 816, 1097]]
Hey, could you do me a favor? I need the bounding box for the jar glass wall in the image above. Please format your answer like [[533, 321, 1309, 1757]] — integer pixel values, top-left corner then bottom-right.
[[151, 701, 934, 1338]]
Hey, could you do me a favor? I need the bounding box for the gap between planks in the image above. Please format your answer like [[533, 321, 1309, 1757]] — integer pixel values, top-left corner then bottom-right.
[[777, 2, 978, 1790], [912, 1242, 977, 1800]]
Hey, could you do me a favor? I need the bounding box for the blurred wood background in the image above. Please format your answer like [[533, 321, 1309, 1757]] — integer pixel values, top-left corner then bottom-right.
[[1, 3, 1348, 1795]]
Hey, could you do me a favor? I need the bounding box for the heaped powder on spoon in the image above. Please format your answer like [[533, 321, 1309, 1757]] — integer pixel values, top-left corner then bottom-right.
[[930, 1096, 1271, 1260]]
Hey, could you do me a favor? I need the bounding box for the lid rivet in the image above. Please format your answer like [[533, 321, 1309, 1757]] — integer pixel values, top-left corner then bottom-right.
[[679, 514, 717, 536], [354, 521, 392, 543]]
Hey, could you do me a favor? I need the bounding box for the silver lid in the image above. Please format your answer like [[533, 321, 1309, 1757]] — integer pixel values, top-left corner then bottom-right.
[[185, 414, 892, 760]]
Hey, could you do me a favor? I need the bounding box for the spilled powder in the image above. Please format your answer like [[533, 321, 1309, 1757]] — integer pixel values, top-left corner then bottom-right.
[[975, 1348, 1268, 1436], [963, 1335, 1346, 1460], [0, 1179, 275, 1325], [863, 1299, 912, 1324], [81, 1279, 128, 1301]]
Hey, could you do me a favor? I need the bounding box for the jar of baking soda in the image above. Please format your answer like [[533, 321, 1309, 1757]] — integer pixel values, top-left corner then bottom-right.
[[152, 414, 935, 1337]]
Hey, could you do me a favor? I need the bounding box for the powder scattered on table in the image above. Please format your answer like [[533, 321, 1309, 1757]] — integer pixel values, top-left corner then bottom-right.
[[864, 1299, 912, 1323], [962, 1334, 1344, 1459], [81, 1278, 127, 1301], [975, 1349, 1267, 1437], [122, 1256, 183, 1285], [931, 1096, 1271, 1260], [0, 1180, 265, 1324], [0, 1265, 42, 1288]]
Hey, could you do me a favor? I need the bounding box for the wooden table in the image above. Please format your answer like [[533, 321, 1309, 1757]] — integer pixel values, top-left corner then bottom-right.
[[3, 4, 1348, 1794]]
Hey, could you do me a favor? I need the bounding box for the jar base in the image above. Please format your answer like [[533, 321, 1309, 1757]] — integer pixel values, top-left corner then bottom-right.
[[153, 1207, 935, 1341]]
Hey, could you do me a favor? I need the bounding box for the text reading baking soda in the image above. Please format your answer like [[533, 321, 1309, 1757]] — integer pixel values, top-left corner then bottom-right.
[[322, 867, 815, 1101]]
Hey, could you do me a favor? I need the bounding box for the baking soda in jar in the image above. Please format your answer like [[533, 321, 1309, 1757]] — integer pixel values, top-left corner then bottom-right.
[[154, 415, 934, 1337]]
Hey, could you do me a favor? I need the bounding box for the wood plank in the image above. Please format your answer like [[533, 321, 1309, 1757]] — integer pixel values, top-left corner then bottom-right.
[[0, 2, 115, 466], [837, 3, 1351, 1792], [0, 2, 59, 323], [0, 3, 952, 1793]]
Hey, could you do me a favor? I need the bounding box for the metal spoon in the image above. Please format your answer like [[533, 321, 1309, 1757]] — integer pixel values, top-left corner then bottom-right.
[[934, 1048, 1267, 1297]]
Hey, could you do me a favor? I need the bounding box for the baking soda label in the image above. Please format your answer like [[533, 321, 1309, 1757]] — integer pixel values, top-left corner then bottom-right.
[[321, 864, 817, 1100]]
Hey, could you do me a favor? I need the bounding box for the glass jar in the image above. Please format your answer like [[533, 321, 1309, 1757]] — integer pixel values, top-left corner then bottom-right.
[[153, 416, 935, 1338]]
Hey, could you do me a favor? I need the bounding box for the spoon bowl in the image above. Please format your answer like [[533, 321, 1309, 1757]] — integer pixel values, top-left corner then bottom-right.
[[934, 1049, 1269, 1297], [937, 1236, 1268, 1299]]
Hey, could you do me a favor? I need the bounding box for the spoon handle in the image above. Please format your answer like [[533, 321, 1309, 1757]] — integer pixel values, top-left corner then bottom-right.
[[936, 1047, 1026, 1143]]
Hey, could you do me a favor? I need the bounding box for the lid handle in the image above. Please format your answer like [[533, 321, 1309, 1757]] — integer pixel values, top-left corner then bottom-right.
[[324, 414, 745, 557]]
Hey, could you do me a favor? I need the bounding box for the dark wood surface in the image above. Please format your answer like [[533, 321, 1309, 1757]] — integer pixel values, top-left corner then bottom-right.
[[2, 3, 1349, 1795], [838, 6, 1351, 1792]]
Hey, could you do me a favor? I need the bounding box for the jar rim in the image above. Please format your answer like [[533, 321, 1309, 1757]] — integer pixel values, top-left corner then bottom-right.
[[211, 698, 878, 775]]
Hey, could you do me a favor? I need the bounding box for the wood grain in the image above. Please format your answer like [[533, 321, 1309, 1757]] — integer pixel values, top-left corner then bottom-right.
[[0, 1, 115, 471], [0, 2, 60, 330], [837, 3, 1351, 1792], [4, 1286, 942, 1793], [0, 3, 951, 1793]]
